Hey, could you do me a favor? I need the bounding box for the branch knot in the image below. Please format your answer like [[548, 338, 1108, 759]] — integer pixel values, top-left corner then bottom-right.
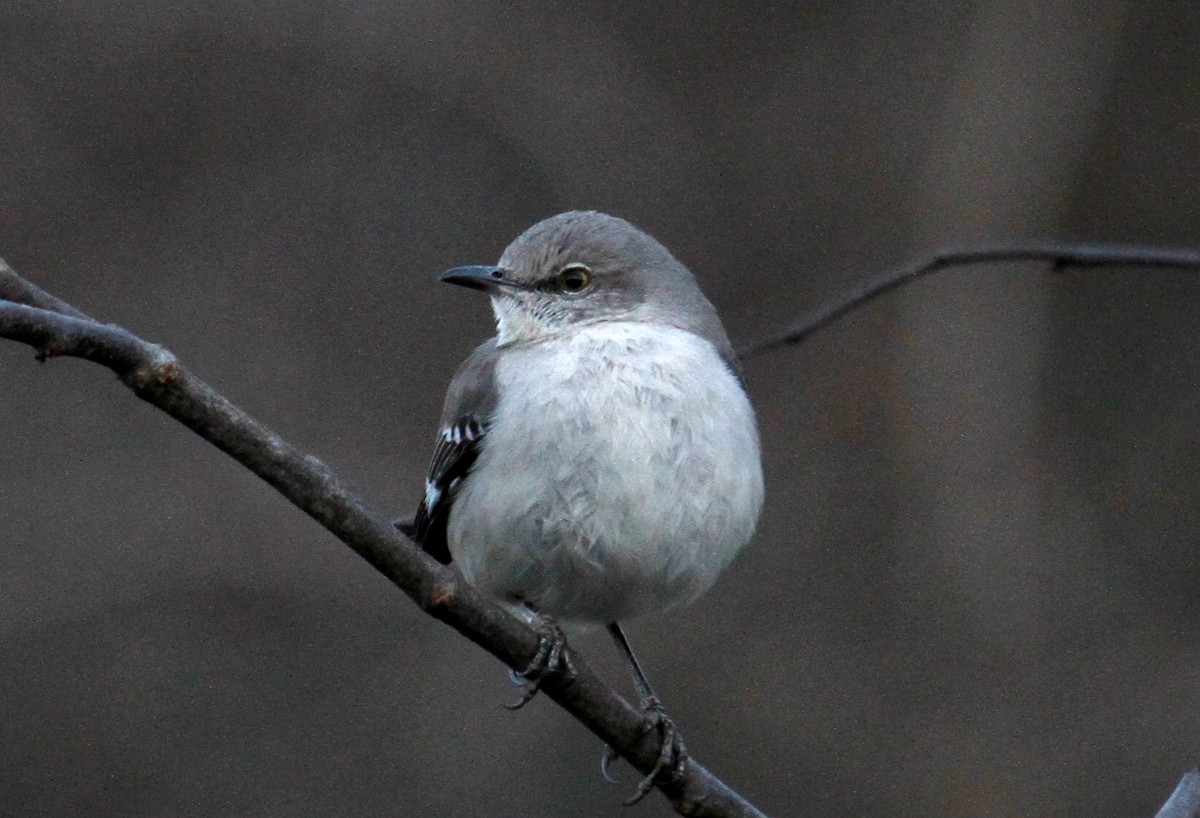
[[125, 349, 182, 391]]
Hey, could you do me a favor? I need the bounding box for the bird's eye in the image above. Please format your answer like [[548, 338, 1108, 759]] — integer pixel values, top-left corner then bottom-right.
[[556, 265, 592, 294]]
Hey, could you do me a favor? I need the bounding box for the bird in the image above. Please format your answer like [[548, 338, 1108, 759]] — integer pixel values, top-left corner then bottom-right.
[[404, 210, 764, 799]]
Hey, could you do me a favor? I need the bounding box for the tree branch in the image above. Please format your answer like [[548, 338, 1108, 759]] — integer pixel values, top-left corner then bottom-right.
[[0, 259, 93, 321], [1155, 770, 1200, 818], [0, 260, 767, 818], [5, 244, 1198, 816], [735, 242, 1200, 361]]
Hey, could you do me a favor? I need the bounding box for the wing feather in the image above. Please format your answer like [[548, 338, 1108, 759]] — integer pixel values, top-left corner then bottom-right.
[[411, 416, 485, 563], [404, 338, 499, 564]]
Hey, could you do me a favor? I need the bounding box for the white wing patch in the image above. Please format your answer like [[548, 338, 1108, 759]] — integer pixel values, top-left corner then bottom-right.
[[424, 479, 441, 512], [420, 417, 485, 526]]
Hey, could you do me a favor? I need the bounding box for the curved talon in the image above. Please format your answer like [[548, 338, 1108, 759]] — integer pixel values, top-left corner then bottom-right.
[[505, 683, 539, 710], [504, 618, 573, 710], [600, 745, 619, 783]]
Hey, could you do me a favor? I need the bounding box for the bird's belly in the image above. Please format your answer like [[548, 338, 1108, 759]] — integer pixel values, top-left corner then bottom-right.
[[447, 324, 764, 625]]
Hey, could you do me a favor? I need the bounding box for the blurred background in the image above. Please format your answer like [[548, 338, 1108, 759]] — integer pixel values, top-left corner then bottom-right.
[[2, 1, 1199, 816]]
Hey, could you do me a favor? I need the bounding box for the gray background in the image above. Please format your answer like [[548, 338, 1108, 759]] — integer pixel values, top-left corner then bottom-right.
[[2, 2, 1199, 816]]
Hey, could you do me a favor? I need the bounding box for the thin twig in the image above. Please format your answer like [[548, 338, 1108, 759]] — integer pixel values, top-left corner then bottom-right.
[[0, 266, 768, 818], [735, 242, 1200, 361], [0, 258, 94, 321]]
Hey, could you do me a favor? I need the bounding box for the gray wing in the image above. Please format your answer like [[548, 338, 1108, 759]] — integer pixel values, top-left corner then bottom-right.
[[408, 339, 500, 564]]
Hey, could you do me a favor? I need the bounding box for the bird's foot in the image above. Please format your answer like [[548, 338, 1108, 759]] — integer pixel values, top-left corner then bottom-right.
[[601, 696, 687, 805], [504, 617, 575, 710]]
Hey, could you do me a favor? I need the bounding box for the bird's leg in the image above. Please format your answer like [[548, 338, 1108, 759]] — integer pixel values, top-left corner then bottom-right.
[[601, 622, 688, 804], [504, 603, 576, 710]]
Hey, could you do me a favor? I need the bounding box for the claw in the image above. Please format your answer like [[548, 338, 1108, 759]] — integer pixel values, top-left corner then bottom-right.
[[504, 617, 574, 710], [598, 697, 688, 804], [625, 700, 687, 805], [600, 744, 619, 783]]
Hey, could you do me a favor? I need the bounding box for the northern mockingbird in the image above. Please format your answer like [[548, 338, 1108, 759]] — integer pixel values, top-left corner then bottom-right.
[[407, 210, 763, 795]]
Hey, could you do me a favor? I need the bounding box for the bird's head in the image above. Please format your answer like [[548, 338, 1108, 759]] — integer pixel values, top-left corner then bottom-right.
[[440, 211, 728, 350]]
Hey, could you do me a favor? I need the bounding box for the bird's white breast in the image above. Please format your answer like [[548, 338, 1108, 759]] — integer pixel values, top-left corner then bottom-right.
[[447, 322, 764, 626]]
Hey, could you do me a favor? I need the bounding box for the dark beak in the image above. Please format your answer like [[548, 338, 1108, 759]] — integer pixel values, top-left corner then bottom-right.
[[438, 265, 527, 293]]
